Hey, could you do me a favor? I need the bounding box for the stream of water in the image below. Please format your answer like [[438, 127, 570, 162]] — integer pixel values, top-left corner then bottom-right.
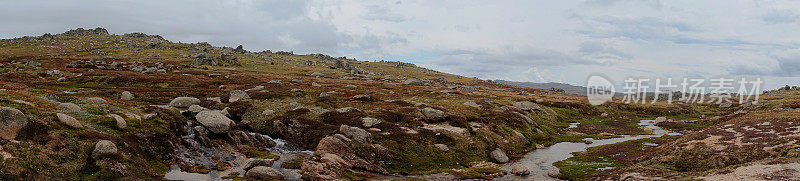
[[495, 120, 681, 180]]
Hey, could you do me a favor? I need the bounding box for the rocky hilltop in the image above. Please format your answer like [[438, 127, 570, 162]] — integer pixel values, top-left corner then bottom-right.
[[0, 28, 797, 180]]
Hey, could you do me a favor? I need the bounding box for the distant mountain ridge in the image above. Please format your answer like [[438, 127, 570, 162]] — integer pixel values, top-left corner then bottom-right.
[[494, 80, 588, 95]]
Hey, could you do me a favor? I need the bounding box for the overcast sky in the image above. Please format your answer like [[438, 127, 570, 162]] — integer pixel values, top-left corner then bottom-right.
[[2, 0, 800, 89]]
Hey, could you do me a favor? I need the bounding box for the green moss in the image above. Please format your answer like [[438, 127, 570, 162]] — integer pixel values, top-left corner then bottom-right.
[[238, 145, 279, 159], [280, 158, 304, 169]]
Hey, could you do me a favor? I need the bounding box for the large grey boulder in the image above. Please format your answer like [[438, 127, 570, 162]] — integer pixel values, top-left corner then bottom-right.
[[195, 110, 234, 134], [108, 114, 127, 129], [490, 148, 509, 163], [421, 107, 446, 121], [169, 97, 201, 108], [246, 166, 283, 180], [0, 107, 27, 140], [57, 103, 82, 113], [121, 91, 134, 101], [92, 140, 118, 160], [339, 125, 372, 143], [56, 113, 82, 128]]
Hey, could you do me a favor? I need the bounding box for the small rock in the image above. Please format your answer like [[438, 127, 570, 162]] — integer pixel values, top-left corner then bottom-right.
[[654, 117, 667, 123], [513, 130, 527, 142], [207, 97, 222, 104], [0, 107, 27, 140], [246, 166, 283, 180], [599, 132, 614, 137], [46, 69, 60, 76], [108, 114, 126, 129], [319, 92, 331, 98], [121, 91, 134, 100], [403, 78, 424, 86], [229, 90, 250, 102], [92, 140, 118, 160], [57, 77, 66, 82], [583, 138, 594, 144], [310, 72, 324, 77], [268, 80, 282, 84], [291, 79, 303, 83], [361, 117, 382, 127], [600, 113, 608, 117], [421, 107, 446, 121], [243, 158, 275, 170], [344, 85, 356, 88], [195, 110, 234, 134], [490, 148, 509, 163], [511, 164, 530, 175], [58, 103, 82, 113], [536, 144, 545, 149], [311, 82, 322, 86], [188, 105, 205, 113], [86, 97, 107, 104], [56, 113, 82, 128], [169, 97, 201, 108], [339, 125, 372, 143], [434, 144, 449, 152], [513, 101, 542, 111], [547, 167, 561, 178], [336, 107, 359, 113], [352, 94, 373, 101], [291, 88, 302, 92], [261, 109, 275, 116]]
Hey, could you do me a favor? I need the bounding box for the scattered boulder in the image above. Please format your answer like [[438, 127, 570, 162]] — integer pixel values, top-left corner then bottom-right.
[[56, 113, 82, 128], [229, 90, 250, 102], [92, 140, 118, 160], [547, 167, 561, 178], [583, 138, 594, 144], [0, 107, 27, 140], [654, 117, 667, 123], [352, 94, 373, 101], [108, 114, 126, 129], [46, 69, 61, 76], [336, 107, 359, 113], [513, 101, 542, 111], [246, 166, 283, 180], [195, 110, 234, 134], [599, 132, 615, 137], [169, 97, 201, 108], [188, 105, 205, 113], [120, 91, 134, 101], [57, 103, 82, 113], [421, 107, 446, 121], [339, 125, 372, 143], [490, 148, 509, 163], [403, 78, 424, 86], [261, 109, 275, 116], [310, 72, 324, 77], [361, 117, 382, 127], [25, 61, 40, 67], [513, 130, 527, 142], [319, 92, 331, 99], [434, 144, 449, 152], [243, 158, 275, 170], [511, 164, 530, 175], [86, 97, 107, 104]]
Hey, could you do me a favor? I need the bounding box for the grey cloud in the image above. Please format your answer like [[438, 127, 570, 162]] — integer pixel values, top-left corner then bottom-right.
[[762, 10, 799, 24], [579, 41, 631, 61], [362, 5, 406, 22]]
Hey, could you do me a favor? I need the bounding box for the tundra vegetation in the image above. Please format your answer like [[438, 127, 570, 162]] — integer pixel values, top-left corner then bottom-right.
[[0, 28, 795, 180]]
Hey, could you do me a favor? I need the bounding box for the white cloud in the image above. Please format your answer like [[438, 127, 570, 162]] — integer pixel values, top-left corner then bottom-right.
[[1, 0, 800, 89]]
